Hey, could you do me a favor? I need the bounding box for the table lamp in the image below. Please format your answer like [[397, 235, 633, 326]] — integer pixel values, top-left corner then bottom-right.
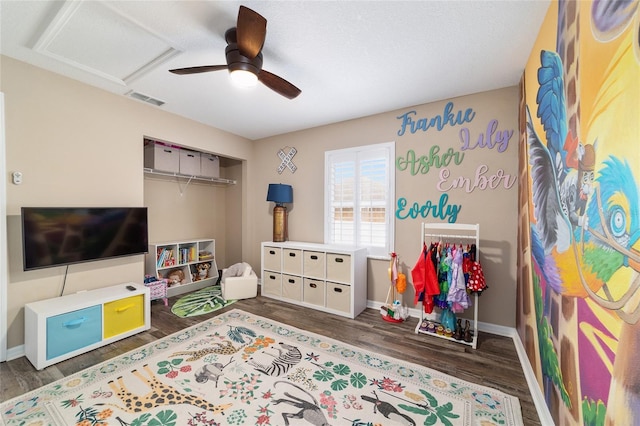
[[266, 183, 293, 242]]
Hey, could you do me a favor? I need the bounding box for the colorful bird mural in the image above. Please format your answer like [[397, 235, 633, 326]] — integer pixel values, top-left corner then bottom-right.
[[524, 0, 640, 423]]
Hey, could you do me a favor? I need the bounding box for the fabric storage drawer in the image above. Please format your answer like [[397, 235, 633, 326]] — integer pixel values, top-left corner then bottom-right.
[[263, 246, 282, 271], [104, 295, 145, 339], [283, 249, 303, 275], [46, 305, 102, 360], [303, 251, 325, 278], [303, 278, 325, 306], [263, 271, 282, 297], [282, 274, 302, 301], [179, 149, 201, 176], [144, 142, 179, 173], [200, 153, 220, 178], [326, 282, 351, 313], [146, 280, 167, 301], [326, 253, 351, 283]]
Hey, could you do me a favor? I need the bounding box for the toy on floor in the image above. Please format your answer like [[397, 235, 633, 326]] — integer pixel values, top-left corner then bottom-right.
[[381, 253, 409, 323], [221, 262, 258, 300], [221, 262, 253, 280]]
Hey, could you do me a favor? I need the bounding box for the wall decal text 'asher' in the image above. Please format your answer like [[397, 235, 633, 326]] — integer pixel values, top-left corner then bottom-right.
[[396, 147, 464, 175]]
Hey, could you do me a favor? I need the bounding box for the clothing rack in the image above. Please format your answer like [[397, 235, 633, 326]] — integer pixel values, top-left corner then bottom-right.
[[415, 222, 480, 349]]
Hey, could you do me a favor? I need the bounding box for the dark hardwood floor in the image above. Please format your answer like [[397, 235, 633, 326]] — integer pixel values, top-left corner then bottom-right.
[[1, 292, 541, 425]]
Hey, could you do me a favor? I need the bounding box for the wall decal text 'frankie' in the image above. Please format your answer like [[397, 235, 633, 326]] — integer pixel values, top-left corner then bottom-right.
[[396, 102, 475, 136]]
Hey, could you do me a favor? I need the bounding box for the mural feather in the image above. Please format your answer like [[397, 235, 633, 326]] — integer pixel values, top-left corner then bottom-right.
[[526, 106, 572, 255]]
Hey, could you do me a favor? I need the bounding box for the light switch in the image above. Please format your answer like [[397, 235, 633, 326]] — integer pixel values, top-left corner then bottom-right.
[[12, 171, 22, 185]]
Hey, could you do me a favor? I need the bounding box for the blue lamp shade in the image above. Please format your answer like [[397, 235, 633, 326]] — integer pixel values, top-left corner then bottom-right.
[[266, 184, 293, 204]]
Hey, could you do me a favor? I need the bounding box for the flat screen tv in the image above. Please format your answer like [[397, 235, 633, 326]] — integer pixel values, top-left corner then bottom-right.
[[21, 207, 148, 271]]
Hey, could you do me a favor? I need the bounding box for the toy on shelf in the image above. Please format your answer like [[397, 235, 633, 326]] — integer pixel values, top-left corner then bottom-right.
[[165, 268, 186, 286], [192, 262, 211, 282], [381, 252, 409, 323]]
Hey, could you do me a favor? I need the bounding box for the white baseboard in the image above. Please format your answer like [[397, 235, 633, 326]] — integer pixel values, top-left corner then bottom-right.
[[6, 344, 24, 361], [511, 329, 554, 425]]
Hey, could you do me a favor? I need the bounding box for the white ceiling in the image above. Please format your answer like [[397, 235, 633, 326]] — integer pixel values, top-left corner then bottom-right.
[[0, 0, 550, 140]]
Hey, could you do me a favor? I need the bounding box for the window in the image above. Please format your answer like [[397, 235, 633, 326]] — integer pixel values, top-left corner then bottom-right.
[[324, 142, 395, 257]]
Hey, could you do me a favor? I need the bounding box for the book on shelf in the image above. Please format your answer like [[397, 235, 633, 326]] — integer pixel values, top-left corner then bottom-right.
[[157, 248, 175, 268], [199, 250, 213, 260], [157, 248, 166, 268]]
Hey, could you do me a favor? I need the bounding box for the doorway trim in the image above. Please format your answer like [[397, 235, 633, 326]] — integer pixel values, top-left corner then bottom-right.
[[1, 92, 7, 362]]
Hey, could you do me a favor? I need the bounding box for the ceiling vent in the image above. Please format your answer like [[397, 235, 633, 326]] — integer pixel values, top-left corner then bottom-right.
[[127, 91, 165, 106]]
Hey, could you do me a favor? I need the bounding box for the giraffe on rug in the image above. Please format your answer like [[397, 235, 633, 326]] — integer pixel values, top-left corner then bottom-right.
[[97, 364, 232, 414], [170, 340, 241, 361]]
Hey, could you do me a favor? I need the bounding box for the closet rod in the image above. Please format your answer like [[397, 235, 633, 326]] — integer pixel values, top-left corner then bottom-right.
[[424, 233, 478, 240]]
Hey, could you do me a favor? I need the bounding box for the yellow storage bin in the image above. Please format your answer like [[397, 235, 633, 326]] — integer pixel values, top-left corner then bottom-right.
[[103, 294, 145, 339]]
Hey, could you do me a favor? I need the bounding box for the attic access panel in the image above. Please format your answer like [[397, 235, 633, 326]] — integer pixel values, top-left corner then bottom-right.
[[33, 0, 179, 85]]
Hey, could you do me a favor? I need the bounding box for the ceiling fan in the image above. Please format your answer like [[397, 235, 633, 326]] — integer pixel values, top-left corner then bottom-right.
[[169, 6, 301, 99]]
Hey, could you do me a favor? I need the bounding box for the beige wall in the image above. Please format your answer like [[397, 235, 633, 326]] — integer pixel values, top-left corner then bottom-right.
[[250, 87, 520, 327], [1, 56, 253, 349], [2, 54, 520, 353]]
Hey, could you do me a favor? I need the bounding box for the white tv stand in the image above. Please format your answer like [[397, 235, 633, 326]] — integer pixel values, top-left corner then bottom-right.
[[24, 283, 150, 370]]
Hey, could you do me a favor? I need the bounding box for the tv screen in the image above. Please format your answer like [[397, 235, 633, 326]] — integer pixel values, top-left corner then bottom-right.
[[21, 207, 148, 271]]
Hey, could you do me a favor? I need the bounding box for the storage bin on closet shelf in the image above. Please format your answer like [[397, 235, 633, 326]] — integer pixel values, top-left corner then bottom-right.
[[413, 223, 481, 349]]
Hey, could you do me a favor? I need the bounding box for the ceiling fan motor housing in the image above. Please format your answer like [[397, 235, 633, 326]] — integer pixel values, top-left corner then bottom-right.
[[225, 44, 263, 75]]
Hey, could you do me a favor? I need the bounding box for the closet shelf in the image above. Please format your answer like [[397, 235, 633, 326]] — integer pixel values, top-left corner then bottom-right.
[[143, 168, 236, 185]]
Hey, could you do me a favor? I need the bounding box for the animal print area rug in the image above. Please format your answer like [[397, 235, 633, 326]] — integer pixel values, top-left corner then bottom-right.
[[1, 310, 524, 426], [171, 285, 236, 318]]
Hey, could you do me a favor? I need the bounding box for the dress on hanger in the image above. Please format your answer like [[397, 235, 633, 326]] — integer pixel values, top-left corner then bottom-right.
[[411, 243, 440, 313], [466, 244, 488, 293], [447, 245, 471, 313], [434, 244, 451, 309]]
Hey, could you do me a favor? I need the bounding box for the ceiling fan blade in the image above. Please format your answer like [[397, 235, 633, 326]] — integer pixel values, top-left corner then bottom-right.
[[169, 65, 228, 75], [236, 5, 266, 59], [259, 69, 301, 99]]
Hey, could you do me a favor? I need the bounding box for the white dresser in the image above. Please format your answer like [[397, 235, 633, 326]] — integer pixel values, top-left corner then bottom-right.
[[261, 241, 368, 319]]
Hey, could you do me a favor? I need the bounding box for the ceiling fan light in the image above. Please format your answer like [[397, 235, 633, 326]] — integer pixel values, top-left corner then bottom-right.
[[230, 69, 258, 88]]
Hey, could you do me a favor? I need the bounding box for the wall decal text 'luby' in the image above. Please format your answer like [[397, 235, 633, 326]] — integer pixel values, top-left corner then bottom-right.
[[459, 119, 514, 153]]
